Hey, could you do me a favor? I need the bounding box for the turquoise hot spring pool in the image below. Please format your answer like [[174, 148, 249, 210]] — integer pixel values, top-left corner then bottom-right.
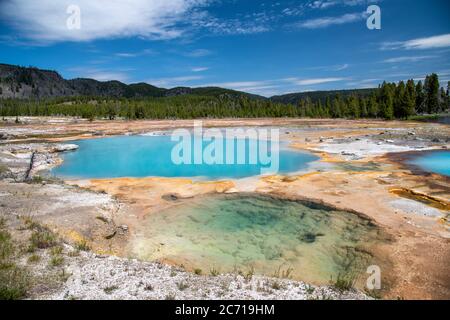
[[51, 135, 320, 179]]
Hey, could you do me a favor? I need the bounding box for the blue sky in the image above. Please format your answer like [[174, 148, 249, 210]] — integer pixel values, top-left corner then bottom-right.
[[0, 0, 449, 97]]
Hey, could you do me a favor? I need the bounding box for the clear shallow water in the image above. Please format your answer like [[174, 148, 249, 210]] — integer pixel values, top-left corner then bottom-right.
[[51, 135, 319, 179], [134, 194, 385, 285], [409, 151, 450, 177]]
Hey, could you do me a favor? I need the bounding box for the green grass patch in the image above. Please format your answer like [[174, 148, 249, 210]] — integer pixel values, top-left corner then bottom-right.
[[30, 176, 44, 184], [408, 113, 449, 122], [193, 268, 202, 275], [0, 265, 30, 300], [49, 255, 64, 267], [29, 228, 57, 250], [75, 240, 90, 251], [0, 220, 30, 300], [27, 254, 40, 264], [331, 272, 356, 292], [210, 267, 220, 277]]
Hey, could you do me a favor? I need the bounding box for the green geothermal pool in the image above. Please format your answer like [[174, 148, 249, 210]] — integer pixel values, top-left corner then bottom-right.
[[133, 193, 386, 285]]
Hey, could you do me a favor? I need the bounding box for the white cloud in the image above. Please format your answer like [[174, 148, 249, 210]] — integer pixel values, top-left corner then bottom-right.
[[202, 77, 349, 96], [146, 75, 204, 87], [382, 55, 436, 63], [309, 1, 338, 9], [190, 10, 270, 35], [346, 78, 381, 88], [114, 49, 156, 58], [199, 80, 280, 96], [212, 81, 272, 88], [381, 34, 450, 50], [0, 0, 209, 43], [191, 67, 209, 72], [293, 12, 365, 29], [308, 0, 378, 9], [333, 64, 349, 71], [185, 49, 213, 57], [306, 63, 350, 71], [285, 77, 347, 85], [86, 72, 129, 82], [67, 67, 130, 82]]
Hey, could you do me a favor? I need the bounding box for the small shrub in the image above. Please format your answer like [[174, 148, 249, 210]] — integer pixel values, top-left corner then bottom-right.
[[244, 266, 254, 281], [194, 268, 202, 275], [210, 267, 220, 277], [49, 245, 64, 267], [331, 272, 356, 292], [50, 246, 63, 256], [49, 255, 64, 267], [27, 254, 40, 264], [0, 225, 30, 300], [103, 285, 119, 294], [272, 265, 294, 279], [21, 216, 40, 230], [176, 281, 189, 291], [30, 229, 57, 249], [0, 265, 30, 300], [271, 280, 282, 290], [365, 289, 382, 299], [305, 285, 315, 295], [75, 240, 90, 251], [0, 230, 14, 261], [30, 176, 44, 184], [67, 250, 80, 257]]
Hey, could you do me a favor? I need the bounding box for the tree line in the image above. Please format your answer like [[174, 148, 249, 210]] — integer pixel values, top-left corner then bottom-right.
[[1, 73, 449, 121]]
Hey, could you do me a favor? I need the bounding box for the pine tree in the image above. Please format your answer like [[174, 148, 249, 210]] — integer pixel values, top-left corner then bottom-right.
[[379, 82, 394, 120], [439, 87, 447, 113], [424, 73, 439, 114], [394, 81, 406, 118], [332, 95, 342, 118], [415, 81, 425, 114], [298, 100, 307, 118], [360, 98, 368, 118], [404, 80, 416, 118], [347, 95, 359, 118], [446, 81, 450, 112], [325, 97, 332, 118], [368, 93, 379, 118]]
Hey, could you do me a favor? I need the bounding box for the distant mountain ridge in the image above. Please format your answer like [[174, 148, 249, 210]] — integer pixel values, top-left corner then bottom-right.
[[0, 63, 266, 100], [0, 63, 377, 103], [270, 88, 377, 105]]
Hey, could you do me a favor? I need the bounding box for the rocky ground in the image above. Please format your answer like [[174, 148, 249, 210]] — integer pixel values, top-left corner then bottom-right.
[[0, 117, 449, 300], [0, 212, 370, 300]]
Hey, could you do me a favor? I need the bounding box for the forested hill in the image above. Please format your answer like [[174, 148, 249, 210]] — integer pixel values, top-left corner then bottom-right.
[[0, 63, 264, 100], [0, 63, 376, 103], [0, 63, 448, 121], [270, 88, 377, 105]]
